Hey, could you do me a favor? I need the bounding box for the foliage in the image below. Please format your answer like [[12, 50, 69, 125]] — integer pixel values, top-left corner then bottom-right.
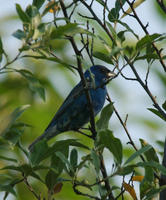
[[0, 0, 166, 200]]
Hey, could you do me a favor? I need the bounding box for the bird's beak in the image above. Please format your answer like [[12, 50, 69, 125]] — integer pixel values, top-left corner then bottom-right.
[[107, 71, 116, 79]]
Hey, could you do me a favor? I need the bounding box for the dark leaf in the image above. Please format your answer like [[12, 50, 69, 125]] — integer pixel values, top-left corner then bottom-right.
[[0, 185, 16, 196], [70, 148, 78, 171], [45, 170, 59, 190], [147, 108, 166, 121], [32, 0, 45, 10], [29, 140, 49, 165], [0, 37, 4, 62], [108, 8, 119, 22], [16, 4, 30, 23], [162, 101, 166, 111]]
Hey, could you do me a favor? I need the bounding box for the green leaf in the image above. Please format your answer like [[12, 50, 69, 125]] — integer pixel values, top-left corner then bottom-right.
[[0, 105, 30, 136], [0, 37, 4, 62], [140, 139, 159, 163], [29, 140, 49, 165], [144, 186, 166, 200], [137, 161, 166, 175], [12, 29, 26, 40], [32, 0, 45, 10], [0, 185, 16, 196], [135, 54, 159, 61], [96, 103, 114, 131], [144, 166, 154, 183], [147, 108, 166, 121], [124, 145, 152, 165], [51, 153, 65, 175], [115, 20, 139, 39], [56, 151, 73, 175], [136, 34, 162, 49], [91, 149, 100, 173], [0, 155, 18, 163], [162, 101, 166, 111], [93, 52, 114, 65], [50, 23, 92, 39], [45, 170, 59, 190], [15, 69, 45, 101], [70, 148, 78, 172], [118, 165, 135, 176], [108, 8, 119, 22], [30, 139, 88, 165], [98, 130, 122, 164], [16, 4, 30, 23]]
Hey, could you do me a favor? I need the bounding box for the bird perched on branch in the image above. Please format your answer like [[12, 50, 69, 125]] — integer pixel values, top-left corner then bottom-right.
[[29, 65, 115, 151]]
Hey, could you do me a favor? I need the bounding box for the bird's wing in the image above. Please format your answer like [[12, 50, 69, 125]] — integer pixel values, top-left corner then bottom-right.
[[45, 81, 85, 131]]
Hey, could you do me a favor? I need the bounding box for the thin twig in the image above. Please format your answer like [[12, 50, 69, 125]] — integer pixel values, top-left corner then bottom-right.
[[0, 51, 21, 71], [24, 177, 40, 200], [126, 0, 166, 72], [73, 183, 100, 200], [99, 152, 115, 199], [59, 0, 97, 138]]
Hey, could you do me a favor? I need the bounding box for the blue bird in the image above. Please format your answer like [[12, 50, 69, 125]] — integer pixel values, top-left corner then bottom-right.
[[29, 65, 115, 151]]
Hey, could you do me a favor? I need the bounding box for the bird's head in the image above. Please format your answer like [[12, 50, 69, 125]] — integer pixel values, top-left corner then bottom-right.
[[84, 65, 116, 87]]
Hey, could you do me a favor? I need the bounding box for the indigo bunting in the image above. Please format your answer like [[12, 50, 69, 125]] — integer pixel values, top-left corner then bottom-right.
[[29, 65, 115, 151]]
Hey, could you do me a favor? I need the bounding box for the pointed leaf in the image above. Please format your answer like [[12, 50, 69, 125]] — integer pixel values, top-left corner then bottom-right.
[[125, 145, 152, 165], [96, 103, 114, 131], [16, 4, 30, 23]]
